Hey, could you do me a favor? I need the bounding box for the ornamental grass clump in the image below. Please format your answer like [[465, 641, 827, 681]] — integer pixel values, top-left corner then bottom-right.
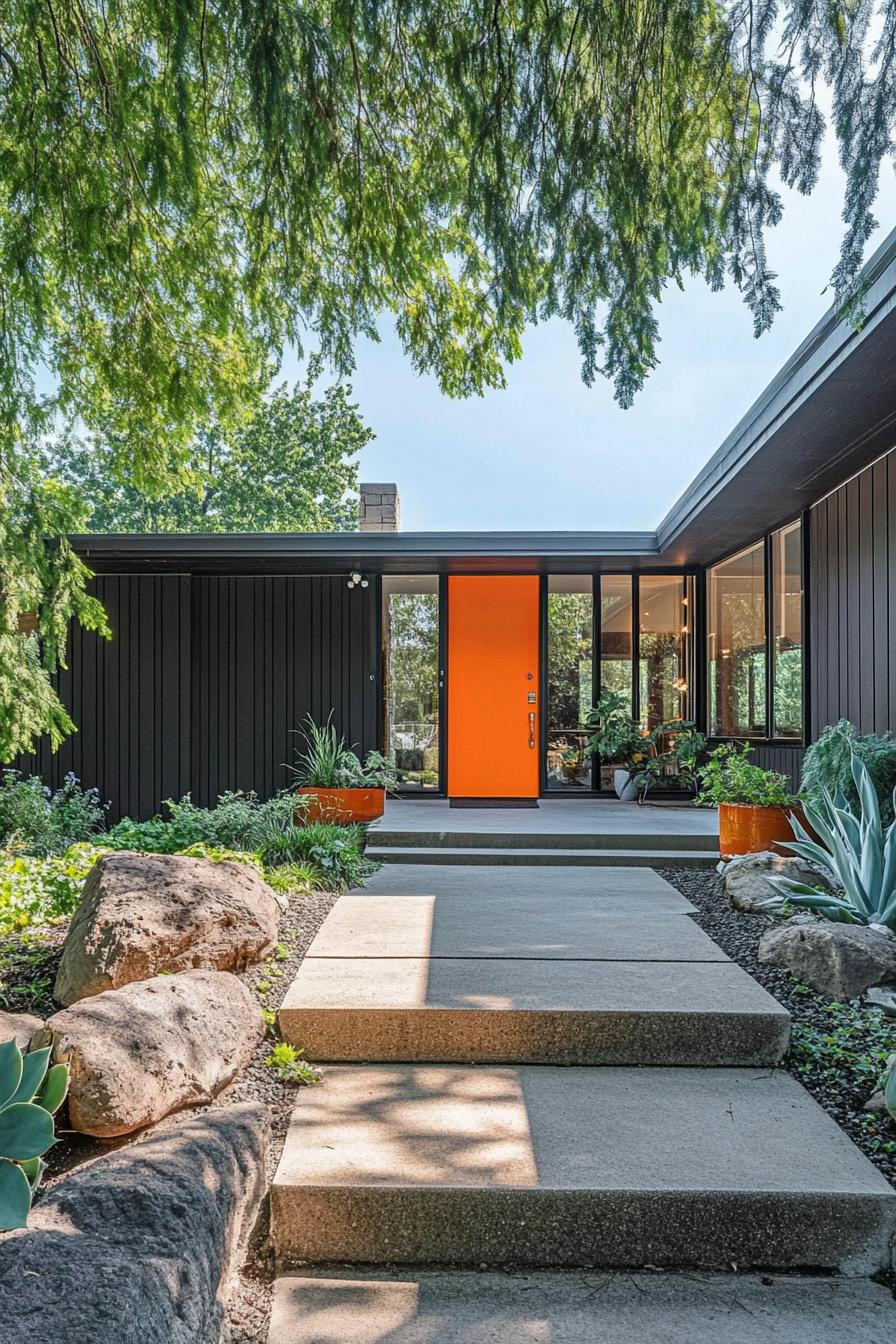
[[764, 753, 896, 931]]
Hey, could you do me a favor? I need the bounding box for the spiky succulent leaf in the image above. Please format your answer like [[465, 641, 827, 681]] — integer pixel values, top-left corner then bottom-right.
[[0, 1102, 56, 1162], [0, 1041, 24, 1111], [884, 1056, 896, 1123], [17, 1156, 46, 1193], [8, 1049, 51, 1107], [0, 1158, 33, 1231], [34, 1064, 69, 1117]]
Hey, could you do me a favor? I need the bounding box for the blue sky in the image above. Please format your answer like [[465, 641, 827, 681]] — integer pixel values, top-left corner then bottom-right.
[[284, 132, 896, 533]]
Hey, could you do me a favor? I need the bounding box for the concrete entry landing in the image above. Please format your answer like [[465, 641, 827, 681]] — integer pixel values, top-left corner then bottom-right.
[[368, 797, 720, 868]]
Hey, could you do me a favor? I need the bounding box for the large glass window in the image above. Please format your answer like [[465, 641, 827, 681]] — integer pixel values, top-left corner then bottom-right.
[[707, 542, 767, 737], [545, 576, 594, 789], [598, 576, 634, 790], [382, 576, 440, 790], [772, 520, 803, 738], [639, 575, 694, 729]]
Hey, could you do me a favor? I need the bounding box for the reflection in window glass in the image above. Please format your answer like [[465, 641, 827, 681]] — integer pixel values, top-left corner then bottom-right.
[[772, 521, 803, 738], [382, 576, 440, 790], [639, 575, 693, 729], [707, 542, 766, 737], [598, 576, 634, 790], [545, 577, 593, 789]]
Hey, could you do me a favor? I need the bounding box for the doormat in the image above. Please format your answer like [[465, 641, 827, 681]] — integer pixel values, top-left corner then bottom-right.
[[449, 798, 539, 809]]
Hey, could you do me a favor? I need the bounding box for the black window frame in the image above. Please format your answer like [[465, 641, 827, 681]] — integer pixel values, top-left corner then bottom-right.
[[702, 511, 808, 748]]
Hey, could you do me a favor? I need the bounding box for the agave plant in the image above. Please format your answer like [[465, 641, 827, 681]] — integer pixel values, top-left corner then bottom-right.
[[884, 1054, 896, 1123], [763, 753, 896, 930], [0, 1037, 69, 1230]]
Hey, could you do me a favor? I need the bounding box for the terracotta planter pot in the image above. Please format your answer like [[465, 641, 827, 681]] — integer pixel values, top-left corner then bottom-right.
[[719, 802, 804, 859], [297, 787, 385, 824]]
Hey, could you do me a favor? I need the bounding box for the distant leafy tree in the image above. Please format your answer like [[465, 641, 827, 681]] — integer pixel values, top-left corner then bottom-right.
[[3, 2, 896, 753], [52, 374, 370, 534]]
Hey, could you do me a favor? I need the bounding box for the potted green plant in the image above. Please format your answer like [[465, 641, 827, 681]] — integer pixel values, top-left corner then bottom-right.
[[695, 742, 800, 857], [583, 691, 646, 799], [290, 716, 400, 823]]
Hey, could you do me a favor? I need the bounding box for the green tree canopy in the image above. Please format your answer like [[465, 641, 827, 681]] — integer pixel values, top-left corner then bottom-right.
[[2, 0, 896, 755], [51, 373, 371, 533]]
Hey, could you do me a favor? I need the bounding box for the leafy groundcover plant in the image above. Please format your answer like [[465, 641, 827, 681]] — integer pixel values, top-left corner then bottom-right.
[[764, 753, 896, 930], [0, 1038, 68, 1229]]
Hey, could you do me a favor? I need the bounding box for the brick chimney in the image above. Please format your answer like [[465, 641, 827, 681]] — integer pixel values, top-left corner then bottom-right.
[[359, 482, 400, 532]]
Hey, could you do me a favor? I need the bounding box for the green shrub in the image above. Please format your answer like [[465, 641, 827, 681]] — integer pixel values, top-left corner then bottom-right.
[[695, 742, 797, 807], [0, 1038, 69, 1230], [256, 819, 375, 890], [105, 790, 299, 854], [0, 772, 106, 857], [801, 720, 896, 824]]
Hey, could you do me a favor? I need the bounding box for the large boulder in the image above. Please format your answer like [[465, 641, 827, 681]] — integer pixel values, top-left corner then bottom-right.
[[55, 851, 280, 1005], [0, 1010, 43, 1050], [0, 1101, 270, 1344], [758, 921, 896, 1000], [44, 969, 264, 1136], [722, 850, 840, 914]]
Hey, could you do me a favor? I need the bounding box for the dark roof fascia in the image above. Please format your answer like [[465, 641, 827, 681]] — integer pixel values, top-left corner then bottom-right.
[[71, 529, 663, 575], [656, 225, 896, 553]]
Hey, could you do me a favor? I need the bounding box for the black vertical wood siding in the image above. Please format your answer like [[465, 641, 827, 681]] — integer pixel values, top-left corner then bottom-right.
[[190, 576, 377, 806], [15, 574, 378, 821], [751, 744, 805, 791], [809, 446, 896, 739]]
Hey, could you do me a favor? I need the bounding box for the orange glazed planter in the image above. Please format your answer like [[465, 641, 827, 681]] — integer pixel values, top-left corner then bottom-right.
[[719, 802, 804, 859], [297, 787, 385, 824]]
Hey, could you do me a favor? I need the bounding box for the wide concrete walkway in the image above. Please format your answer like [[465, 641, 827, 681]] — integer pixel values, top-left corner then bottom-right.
[[269, 860, 896, 1340]]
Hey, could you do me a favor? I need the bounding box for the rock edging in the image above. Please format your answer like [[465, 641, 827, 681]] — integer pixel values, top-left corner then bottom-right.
[[0, 1101, 271, 1344]]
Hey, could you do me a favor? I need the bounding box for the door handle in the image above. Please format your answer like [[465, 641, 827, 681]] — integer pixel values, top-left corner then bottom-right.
[[528, 710, 536, 749]]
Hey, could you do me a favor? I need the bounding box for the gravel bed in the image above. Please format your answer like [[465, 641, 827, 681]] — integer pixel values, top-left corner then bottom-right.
[[658, 866, 896, 1190]]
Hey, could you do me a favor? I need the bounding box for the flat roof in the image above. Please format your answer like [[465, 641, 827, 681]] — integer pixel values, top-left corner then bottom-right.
[[73, 227, 896, 573]]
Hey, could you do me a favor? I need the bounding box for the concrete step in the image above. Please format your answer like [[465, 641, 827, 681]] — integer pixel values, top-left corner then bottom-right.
[[367, 846, 718, 868], [280, 957, 789, 1065], [280, 895, 789, 1066], [371, 828, 720, 852], [353, 864, 701, 911], [270, 1064, 896, 1273], [268, 1269, 896, 1344]]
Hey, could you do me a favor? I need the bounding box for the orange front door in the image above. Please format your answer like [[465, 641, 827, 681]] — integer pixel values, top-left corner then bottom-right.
[[447, 575, 540, 798]]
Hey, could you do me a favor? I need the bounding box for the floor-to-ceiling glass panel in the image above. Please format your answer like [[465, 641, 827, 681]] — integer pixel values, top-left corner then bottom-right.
[[382, 576, 440, 790], [639, 574, 695, 792], [772, 520, 803, 738], [545, 576, 594, 789], [598, 576, 634, 790], [639, 575, 694, 728], [707, 541, 767, 736]]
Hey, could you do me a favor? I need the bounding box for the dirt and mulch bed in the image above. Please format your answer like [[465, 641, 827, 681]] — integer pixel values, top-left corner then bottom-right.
[[658, 866, 896, 1191], [0, 885, 339, 1344]]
